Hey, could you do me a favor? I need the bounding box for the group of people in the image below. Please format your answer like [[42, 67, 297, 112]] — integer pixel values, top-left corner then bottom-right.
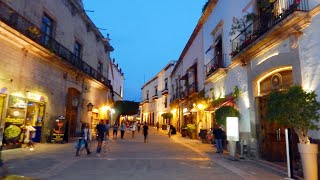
[[76, 121, 150, 156]]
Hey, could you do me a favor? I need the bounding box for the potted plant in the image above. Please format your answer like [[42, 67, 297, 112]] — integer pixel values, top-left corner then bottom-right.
[[161, 112, 173, 130], [267, 85, 320, 180], [181, 125, 187, 137], [186, 124, 196, 139]]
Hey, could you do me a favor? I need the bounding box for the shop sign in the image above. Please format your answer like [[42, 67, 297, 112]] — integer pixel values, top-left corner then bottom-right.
[[8, 95, 27, 108], [52, 116, 66, 143], [0, 87, 7, 94], [27, 92, 47, 102]]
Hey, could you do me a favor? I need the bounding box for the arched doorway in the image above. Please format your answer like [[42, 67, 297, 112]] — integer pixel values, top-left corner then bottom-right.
[[256, 68, 299, 166], [66, 88, 80, 139]]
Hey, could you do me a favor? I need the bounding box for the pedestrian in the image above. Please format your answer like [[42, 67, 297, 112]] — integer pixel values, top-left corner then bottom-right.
[[212, 125, 223, 153], [113, 122, 118, 139], [96, 120, 106, 156], [137, 122, 141, 133], [131, 122, 137, 138], [105, 120, 110, 138], [156, 122, 159, 131], [120, 122, 126, 139], [167, 124, 171, 138], [143, 122, 149, 143], [76, 123, 91, 156]]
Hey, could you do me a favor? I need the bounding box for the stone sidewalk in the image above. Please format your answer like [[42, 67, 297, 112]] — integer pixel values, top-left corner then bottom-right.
[[158, 127, 290, 179]]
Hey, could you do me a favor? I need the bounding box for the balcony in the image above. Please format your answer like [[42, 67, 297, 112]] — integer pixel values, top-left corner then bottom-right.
[[144, 98, 149, 104], [152, 94, 158, 100], [162, 88, 169, 95], [0, 1, 112, 90], [230, 0, 309, 63], [205, 54, 228, 82], [186, 83, 198, 97]]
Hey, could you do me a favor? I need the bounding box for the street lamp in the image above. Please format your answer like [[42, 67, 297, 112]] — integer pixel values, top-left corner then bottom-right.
[[87, 102, 94, 111]]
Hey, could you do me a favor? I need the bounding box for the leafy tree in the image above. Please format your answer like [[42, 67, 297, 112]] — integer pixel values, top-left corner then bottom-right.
[[161, 112, 173, 120], [267, 85, 320, 144], [215, 106, 240, 126]]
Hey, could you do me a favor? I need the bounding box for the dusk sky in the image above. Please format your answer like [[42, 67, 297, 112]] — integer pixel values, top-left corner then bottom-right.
[[83, 0, 207, 102]]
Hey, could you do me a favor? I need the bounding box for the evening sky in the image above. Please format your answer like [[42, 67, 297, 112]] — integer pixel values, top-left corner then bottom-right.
[[83, 0, 207, 101]]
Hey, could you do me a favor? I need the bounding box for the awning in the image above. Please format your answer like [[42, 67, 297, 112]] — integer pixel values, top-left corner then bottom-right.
[[204, 96, 236, 112], [205, 36, 222, 54]]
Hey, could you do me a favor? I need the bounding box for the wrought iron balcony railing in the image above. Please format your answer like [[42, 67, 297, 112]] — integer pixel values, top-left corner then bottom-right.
[[205, 54, 226, 77], [230, 0, 309, 58], [0, 1, 112, 90], [187, 82, 198, 95]]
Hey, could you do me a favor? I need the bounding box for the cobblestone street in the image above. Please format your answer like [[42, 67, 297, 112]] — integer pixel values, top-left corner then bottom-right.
[[3, 128, 285, 180]]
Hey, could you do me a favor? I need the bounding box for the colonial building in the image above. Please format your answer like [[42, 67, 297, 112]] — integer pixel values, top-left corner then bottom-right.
[[0, 0, 122, 148], [197, 0, 320, 173], [140, 61, 174, 127]]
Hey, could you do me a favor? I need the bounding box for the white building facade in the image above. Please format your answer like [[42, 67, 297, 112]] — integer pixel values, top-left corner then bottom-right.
[[140, 61, 175, 127]]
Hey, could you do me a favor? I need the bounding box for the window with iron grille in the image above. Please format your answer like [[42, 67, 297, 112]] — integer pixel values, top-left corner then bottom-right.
[[41, 14, 54, 45], [97, 61, 103, 73]]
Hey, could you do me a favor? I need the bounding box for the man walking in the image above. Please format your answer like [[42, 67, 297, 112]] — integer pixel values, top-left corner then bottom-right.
[[113, 123, 118, 139], [120, 122, 126, 139], [105, 120, 110, 138], [96, 120, 106, 156], [212, 125, 223, 153]]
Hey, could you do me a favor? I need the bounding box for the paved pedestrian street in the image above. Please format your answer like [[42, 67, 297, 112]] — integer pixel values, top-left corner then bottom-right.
[[3, 128, 285, 180]]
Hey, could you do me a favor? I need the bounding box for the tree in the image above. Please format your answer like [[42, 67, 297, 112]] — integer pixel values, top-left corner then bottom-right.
[[113, 101, 139, 121], [266, 85, 320, 144], [215, 106, 240, 126]]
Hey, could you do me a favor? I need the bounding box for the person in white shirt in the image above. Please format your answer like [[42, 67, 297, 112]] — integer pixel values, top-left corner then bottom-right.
[[131, 122, 137, 138], [76, 123, 91, 156]]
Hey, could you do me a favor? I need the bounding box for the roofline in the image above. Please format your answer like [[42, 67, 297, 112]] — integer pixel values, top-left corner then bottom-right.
[[170, 0, 217, 77], [141, 61, 176, 90]]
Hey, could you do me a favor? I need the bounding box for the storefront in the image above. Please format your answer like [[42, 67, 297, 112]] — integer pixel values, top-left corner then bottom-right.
[[2, 92, 47, 149]]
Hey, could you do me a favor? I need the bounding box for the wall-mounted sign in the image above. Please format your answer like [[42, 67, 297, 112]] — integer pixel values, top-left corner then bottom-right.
[[8, 95, 27, 108], [0, 87, 7, 94]]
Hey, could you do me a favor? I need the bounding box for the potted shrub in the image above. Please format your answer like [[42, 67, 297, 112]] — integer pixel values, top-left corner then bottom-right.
[[161, 112, 173, 130], [181, 125, 187, 137], [186, 124, 196, 139], [267, 85, 320, 180]]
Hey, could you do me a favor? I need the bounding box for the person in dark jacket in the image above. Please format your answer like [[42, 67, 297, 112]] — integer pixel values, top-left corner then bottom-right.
[[96, 120, 106, 156], [212, 125, 223, 153], [143, 122, 149, 143]]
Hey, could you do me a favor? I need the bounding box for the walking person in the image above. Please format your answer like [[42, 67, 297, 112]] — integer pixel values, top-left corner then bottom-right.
[[143, 122, 149, 143], [137, 122, 141, 133], [113, 123, 118, 139], [131, 122, 137, 138], [105, 120, 110, 138], [167, 124, 171, 138], [120, 122, 126, 139], [212, 125, 223, 153], [76, 123, 91, 156], [156, 122, 159, 131], [96, 120, 106, 156]]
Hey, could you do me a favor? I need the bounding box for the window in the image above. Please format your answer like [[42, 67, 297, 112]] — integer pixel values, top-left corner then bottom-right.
[[97, 61, 103, 73], [41, 14, 54, 45], [73, 41, 82, 63], [154, 86, 158, 96], [164, 97, 167, 108], [146, 90, 149, 100], [164, 78, 168, 90]]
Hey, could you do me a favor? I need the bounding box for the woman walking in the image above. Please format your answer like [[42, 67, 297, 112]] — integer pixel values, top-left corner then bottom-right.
[[76, 123, 91, 156], [143, 122, 149, 143]]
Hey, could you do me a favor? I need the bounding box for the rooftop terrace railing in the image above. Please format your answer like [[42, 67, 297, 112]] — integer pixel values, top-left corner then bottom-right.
[[0, 1, 113, 90]]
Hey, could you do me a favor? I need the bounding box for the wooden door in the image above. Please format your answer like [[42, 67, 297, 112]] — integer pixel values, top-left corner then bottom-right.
[[258, 96, 286, 162], [66, 88, 80, 137]]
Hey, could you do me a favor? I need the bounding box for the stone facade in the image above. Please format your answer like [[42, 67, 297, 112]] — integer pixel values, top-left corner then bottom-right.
[[0, 0, 121, 147]]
